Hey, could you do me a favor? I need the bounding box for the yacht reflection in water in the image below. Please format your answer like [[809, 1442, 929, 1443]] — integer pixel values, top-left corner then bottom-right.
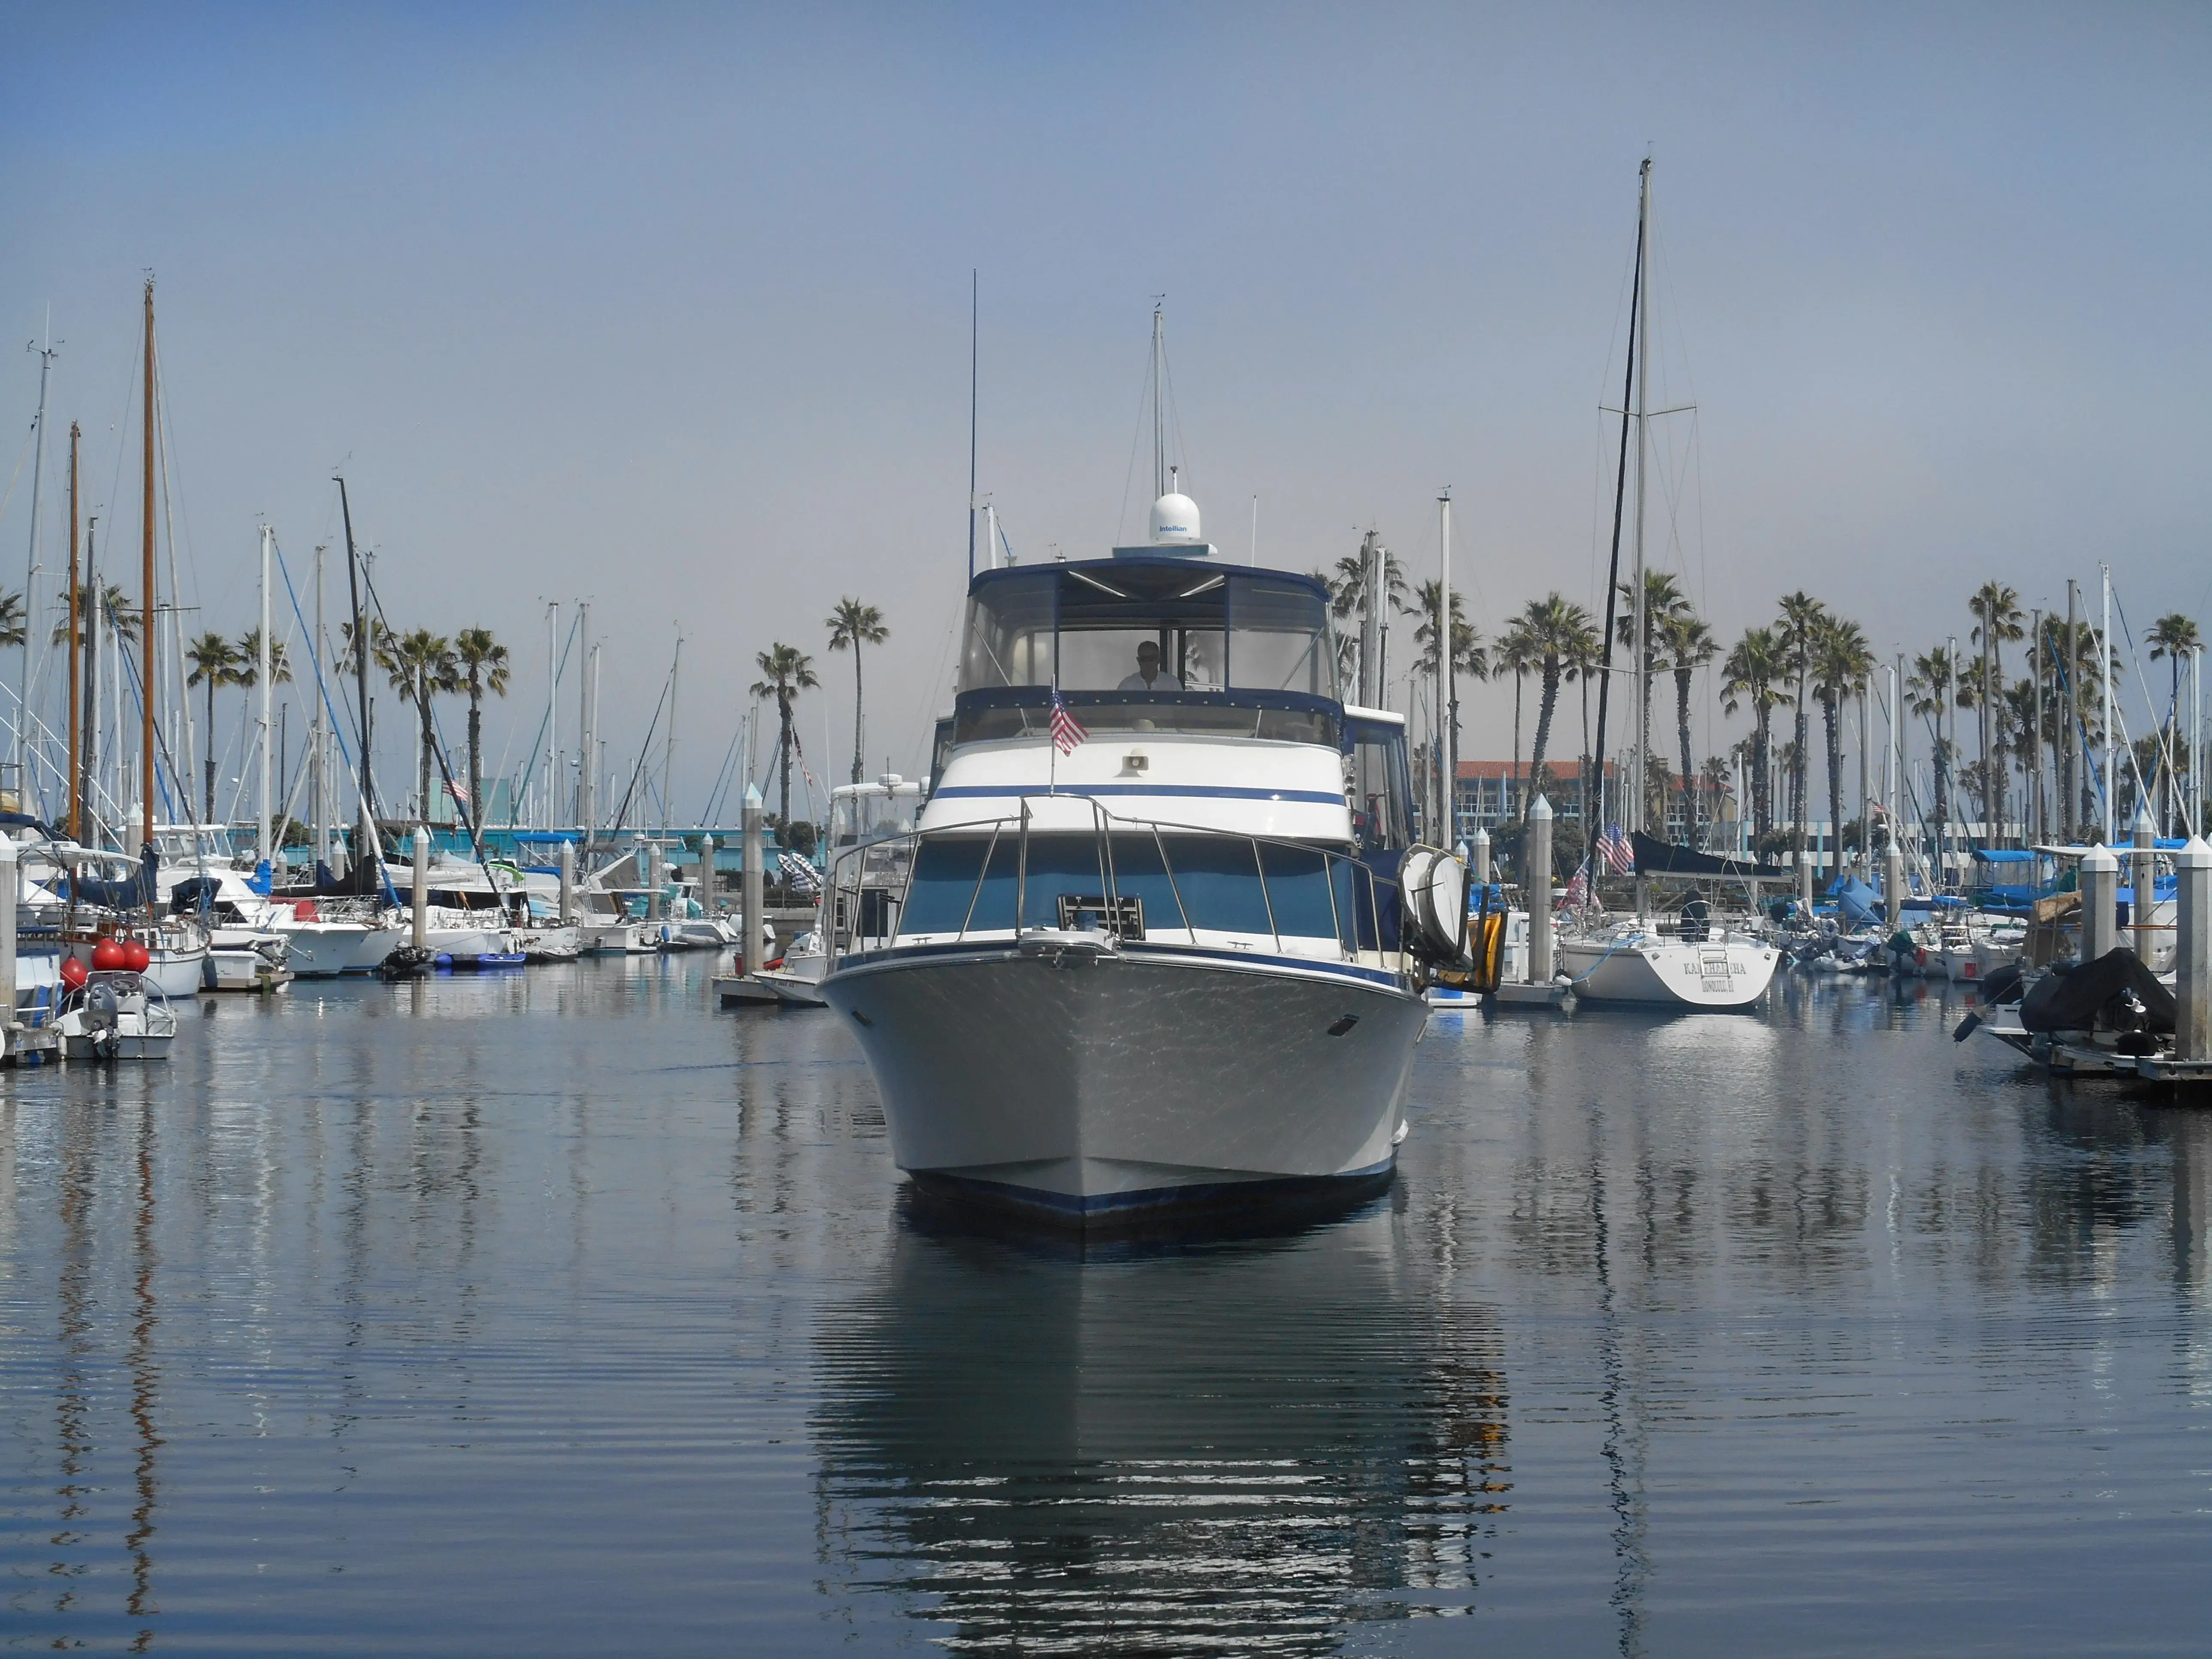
[[812, 1198, 1510, 1654]]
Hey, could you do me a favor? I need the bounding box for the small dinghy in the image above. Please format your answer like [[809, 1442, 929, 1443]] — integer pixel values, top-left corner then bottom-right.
[[54, 969, 178, 1061]]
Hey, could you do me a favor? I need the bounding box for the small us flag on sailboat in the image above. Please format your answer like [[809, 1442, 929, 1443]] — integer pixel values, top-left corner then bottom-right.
[[1050, 690, 1089, 756], [1598, 822, 1635, 875]]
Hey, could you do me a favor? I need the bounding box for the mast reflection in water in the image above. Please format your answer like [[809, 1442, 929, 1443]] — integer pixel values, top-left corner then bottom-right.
[[812, 1199, 1509, 1653]]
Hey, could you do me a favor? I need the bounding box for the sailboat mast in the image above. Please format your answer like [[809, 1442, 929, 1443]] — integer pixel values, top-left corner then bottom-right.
[[1629, 164, 1651, 842], [140, 280, 156, 851], [312, 543, 326, 869], [81, 518, 96, 844], [663, 634, 681, 836], [2101, 564, 2115, 844], [258, 524, 274, 867], [545, 601, 559, 831], [20, 327, 55, 793], [338, 476, 375, 854], [576, 601, 592, 832], [1438, 490, 1453, 843], [66, 424, 79, 841], [1591, 158, 1648, 856]]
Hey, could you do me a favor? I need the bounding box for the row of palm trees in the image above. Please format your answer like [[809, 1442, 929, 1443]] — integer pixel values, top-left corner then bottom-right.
[[745, 597, 892, 832], [1332, 553, 2208, 875]]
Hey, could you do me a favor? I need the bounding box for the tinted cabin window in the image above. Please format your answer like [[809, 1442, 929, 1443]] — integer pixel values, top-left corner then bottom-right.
[[1228, 579, 1336, 699], [959, 574, 1056, 691]]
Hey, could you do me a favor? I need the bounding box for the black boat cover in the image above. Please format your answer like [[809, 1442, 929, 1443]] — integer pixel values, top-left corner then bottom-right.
[[1630, 830, 1788, 881], [273, 858, 397, 902], [2018, 947, 2176, 1035], [64, 845, 159, 912]]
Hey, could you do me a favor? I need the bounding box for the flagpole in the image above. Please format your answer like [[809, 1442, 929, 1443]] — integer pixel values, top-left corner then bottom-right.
[[1049, 680, 1059, 796]]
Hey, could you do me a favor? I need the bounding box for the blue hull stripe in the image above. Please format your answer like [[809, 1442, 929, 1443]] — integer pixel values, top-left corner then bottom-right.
[[829, 938, 1410, 991], [932, 783, 1345, 806]]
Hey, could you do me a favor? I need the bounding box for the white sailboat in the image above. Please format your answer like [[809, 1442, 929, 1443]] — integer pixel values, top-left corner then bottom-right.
[[1555, 159, 1778, 1012]]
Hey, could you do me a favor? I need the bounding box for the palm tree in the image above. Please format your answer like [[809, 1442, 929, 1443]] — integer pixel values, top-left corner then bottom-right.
[[1492, 622, 1536, 811], [2147, 612, 2200, 832], [1968, 582, 2024, 840], [1908, 644, 1972, 863], [1322, 538, 1409, 692], [1814, 617, 1875, 883], [453, 628, 511, 833], [1613, 570, 1689, 802], [825, 598, 890, 786], [234, 629, 293, 688], [1721, 627, 1787, 845], [1515, 596, 1598, 814], [750, 643, 820, 829], [1408, 579, 1488, 806], [52, 582, 140, 648], [0, 589, 24, 651], [1775, 592, 1829, 869], [387, 629, 459, 820], [185, 631, 243, 820], [1657, 609, 1717, 842]]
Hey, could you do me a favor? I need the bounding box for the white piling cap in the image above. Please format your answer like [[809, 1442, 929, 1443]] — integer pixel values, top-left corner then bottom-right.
[[2179, 835, 2212, 868], [744, 784, 763, 809], [1529, 795, 1553, 820], [1149, 492, 1202, 544], [1472, 826, 1490, 845], [2133, 801, 2157, 836], [2083, 843, 2118, 871]]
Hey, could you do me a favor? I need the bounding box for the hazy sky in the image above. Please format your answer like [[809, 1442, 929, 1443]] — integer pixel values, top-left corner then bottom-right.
[[3, 3, 2207, 818]]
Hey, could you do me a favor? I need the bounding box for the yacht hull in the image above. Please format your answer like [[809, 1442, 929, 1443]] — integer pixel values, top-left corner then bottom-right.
[[1556, 933, 1779, 1010], [822, 945, 1425, 1222]]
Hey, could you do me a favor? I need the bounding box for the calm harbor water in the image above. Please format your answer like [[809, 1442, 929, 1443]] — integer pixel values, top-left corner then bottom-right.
[[3, 958, 2210, 1655]]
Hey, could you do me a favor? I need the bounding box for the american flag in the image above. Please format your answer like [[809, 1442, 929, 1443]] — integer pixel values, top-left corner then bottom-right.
[[1050, 690, 1089, 756], [1598, 822, 1635, 875], [1562, 858, 1592, 911]]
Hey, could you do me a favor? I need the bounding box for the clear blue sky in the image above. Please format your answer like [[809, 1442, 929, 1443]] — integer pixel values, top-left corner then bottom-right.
[[3, 3, 2206, 810]]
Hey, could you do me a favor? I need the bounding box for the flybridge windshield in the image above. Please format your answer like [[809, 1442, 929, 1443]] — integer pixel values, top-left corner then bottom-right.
[[958, 565, 1337, 700]]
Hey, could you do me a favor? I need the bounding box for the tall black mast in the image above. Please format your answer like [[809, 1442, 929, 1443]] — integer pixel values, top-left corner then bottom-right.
[[337, 474, 377, 844], [1591, 159, 1648, 840]]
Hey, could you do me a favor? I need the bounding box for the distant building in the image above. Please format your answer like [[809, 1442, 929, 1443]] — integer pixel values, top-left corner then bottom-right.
[[1452, 760, 1616, 838]]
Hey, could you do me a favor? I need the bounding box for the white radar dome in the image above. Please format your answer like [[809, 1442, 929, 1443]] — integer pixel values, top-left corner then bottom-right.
[[1149, 492, 1202, 545]]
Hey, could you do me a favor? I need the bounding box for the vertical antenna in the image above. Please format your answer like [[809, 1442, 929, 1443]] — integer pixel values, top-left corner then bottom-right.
[[21, 322, 58, 793], [1151, 301, 1166, 499], [967, 271, 978, 582]]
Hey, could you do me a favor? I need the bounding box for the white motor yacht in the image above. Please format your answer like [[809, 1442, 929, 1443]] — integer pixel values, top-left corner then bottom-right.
[[820, 488, 1443, 1225]]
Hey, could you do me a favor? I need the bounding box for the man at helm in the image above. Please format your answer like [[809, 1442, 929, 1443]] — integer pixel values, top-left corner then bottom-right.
[[1117, 640, 1183, 691]]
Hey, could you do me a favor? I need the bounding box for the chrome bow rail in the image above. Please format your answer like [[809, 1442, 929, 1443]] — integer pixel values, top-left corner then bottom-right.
[[822, 794, 1400, 976]]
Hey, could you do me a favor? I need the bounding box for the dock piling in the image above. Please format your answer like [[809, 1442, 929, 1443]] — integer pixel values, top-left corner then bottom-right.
[[558, 838, 575, 926], [698, 834, 715, 919], [648, 842, 664, 925], [1884, 839, 1902, 930], [2133, 804, 2157, 962], [2177, 836, 2212, 1061], [1471, 826, 1490, 887], [743, 785, 764, 974], [2082, 844, 2118, 963], [0, 834, 17, 1031], [1528, 796, 1553, 986], [411, 825, 429, 952]]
